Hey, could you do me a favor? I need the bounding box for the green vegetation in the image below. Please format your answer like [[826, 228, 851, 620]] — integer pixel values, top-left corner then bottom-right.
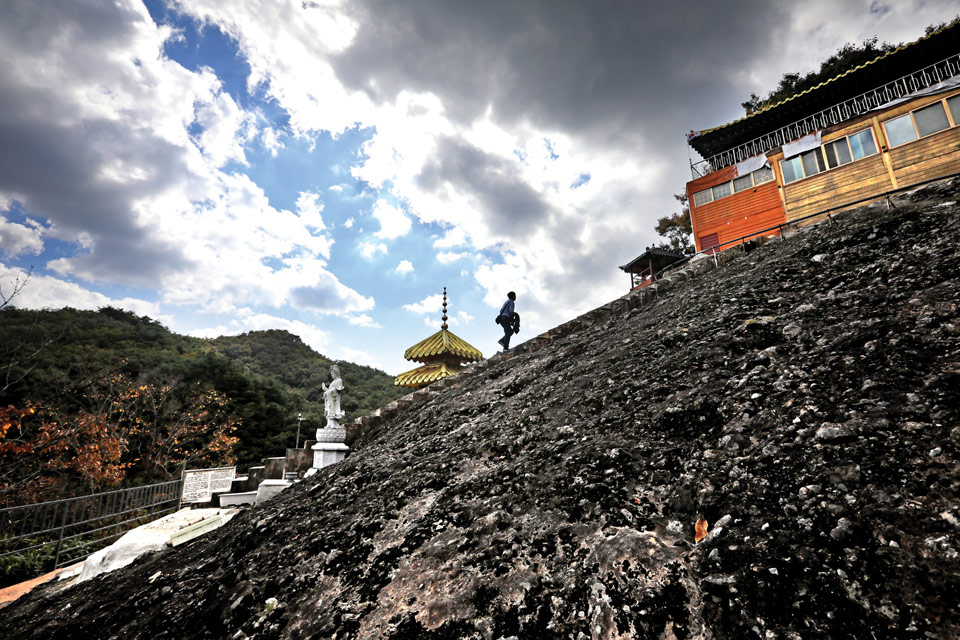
[[0, 307, 404, 504], [654, 194, 694, 254], [740, 37, 899, 115]]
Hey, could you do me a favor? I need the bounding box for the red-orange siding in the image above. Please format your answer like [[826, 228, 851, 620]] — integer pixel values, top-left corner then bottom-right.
[[688, 181, 785, 252]]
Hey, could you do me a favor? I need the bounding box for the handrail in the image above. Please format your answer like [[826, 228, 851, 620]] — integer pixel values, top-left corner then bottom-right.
[[0, 479, 182, 571]]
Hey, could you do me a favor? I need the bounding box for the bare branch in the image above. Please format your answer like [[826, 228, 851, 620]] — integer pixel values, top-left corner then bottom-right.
[[0, 266, 32, 310]]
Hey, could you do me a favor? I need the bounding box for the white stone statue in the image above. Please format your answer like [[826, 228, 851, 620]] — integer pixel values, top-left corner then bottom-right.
[[321, 364, 345, 429], [308, 364, 349, 475]]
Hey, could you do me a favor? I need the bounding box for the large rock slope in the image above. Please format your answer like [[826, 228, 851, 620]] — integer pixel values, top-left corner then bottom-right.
[[3, 180, 960, 639]]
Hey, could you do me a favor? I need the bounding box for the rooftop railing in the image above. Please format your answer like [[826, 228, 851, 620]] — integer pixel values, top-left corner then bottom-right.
[[690, 52, 960, 179]]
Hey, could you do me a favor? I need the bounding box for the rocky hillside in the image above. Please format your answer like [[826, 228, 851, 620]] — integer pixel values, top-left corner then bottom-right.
[[3, 180, 959, 639]]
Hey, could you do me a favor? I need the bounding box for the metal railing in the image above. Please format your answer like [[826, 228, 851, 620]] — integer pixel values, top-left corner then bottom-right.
[[0, 479, 182, 571], [691, 52, 960, 178]]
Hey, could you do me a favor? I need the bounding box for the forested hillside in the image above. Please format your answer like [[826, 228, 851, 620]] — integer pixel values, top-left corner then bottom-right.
[[208, 330, 403, 424], [0, 308, 402, 506]]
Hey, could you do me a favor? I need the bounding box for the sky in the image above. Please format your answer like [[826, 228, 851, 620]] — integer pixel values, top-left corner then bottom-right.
[[1, 0, 958, 376]]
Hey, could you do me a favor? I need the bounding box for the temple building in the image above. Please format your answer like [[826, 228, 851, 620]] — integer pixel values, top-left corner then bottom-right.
[[686, 20, 960, 254], [618, 247, 688, 292], [395, 288, 483, 388]]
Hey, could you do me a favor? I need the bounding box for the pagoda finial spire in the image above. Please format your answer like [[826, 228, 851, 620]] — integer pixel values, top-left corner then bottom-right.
[[441, 287, 448, 330]]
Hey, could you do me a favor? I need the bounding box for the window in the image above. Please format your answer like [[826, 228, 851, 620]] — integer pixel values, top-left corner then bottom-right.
[[824, 138, 852, 169], [914, 102, 950, 137], [948, 94, 960, 126], [712, 181, 732, 199], [883, 114, 918, 147], [780, 127, 879, 184], [753, 166, 774, 184], [693, 165, 773, 204], [848, 129, 877, 160], [733, 174, 753, 193], [800, 149, 825, 178], [781, 156, 803, 184], [693, 189, 713, 207]]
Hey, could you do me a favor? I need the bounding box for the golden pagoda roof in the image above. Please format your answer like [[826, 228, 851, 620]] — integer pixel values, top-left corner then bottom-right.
[[401, 287, 483, 364], [395, 362, 459, 387], [403, 328, 483, 363]]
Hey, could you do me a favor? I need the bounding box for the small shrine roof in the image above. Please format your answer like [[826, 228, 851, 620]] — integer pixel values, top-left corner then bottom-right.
[[403, 328, 483, 363], [400, 287, 484, 365], [395, 362, 457, 387], [619, 247, 688, 274]]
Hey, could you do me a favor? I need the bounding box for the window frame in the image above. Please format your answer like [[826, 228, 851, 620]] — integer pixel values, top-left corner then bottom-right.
[[882, 91, 960, 149], [779, 127, 880, 185], [691, 164, 774, 207]]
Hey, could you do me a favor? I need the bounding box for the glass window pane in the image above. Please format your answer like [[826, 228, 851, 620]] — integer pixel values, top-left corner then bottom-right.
[[834, 140, 852, 166], [848, 130, 877, 159], [947, 94, 960, 126], [693, 189, 713, 207], [733, 174, 753, 192], [801, 149, 824, 177], [824, 143, 838, 168], [712, 181, 731, 199], [752, 166, 774, 184], [884, 114, 917, 147], [914, 102, 949, 137], [781, 157, 802, 184]]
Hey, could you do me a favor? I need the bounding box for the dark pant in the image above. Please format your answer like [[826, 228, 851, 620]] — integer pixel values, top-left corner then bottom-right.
[[498, 316, 512, 348]]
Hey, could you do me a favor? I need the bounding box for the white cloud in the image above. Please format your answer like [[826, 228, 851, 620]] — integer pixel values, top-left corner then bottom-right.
[[0, 263, 159, 317], [0, 216, 44, 257], [329, 184, 344, 192], [371, 199, 411, 239], [436, 251, 467, 264], [187, 310, 331, 355], [343, 217, 355, 228], [296, 191, 327, 231], [261, 126, 284, 157], [403, 293, 444, 316], [334, 346, 379, 368], [358, 240, 387, 259], [347, 314, 382, 328], [395, 259, 414, 275], [433, 226, 468, 248]]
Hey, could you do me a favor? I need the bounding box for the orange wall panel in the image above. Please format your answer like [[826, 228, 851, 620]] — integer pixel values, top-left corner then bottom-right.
[[688, 181, 785, 252]]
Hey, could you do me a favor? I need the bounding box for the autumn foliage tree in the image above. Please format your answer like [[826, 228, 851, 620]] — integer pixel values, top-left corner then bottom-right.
[[0, 370, 239, 507], [654, 194, 694, 254]]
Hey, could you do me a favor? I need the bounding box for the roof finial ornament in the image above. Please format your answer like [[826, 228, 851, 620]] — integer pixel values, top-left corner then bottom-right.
[[441, 286, 449, 330]]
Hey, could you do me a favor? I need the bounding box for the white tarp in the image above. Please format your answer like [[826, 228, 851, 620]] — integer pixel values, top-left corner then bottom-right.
[[782, 132, 822, 159], [735, 154, 769, 177], [872, 75, 960, 112]]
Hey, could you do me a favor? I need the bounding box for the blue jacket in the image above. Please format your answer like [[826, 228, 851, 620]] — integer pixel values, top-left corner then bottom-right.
[[499, 299, 515, 318]]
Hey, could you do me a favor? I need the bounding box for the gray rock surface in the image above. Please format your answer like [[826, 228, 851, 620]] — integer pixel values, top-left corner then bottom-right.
[[2, 179, 960, 638]]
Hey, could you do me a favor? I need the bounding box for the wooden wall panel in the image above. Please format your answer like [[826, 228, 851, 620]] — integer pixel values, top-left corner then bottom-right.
[[889, 126, 960, 187], [783, 155, 892, 222]]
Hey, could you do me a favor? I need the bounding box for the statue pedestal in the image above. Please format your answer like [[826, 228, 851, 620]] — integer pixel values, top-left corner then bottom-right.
[[311, 442, 349, 469]]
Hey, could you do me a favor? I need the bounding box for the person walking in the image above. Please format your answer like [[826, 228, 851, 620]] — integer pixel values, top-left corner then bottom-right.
[[496, 291, 518, 350]]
